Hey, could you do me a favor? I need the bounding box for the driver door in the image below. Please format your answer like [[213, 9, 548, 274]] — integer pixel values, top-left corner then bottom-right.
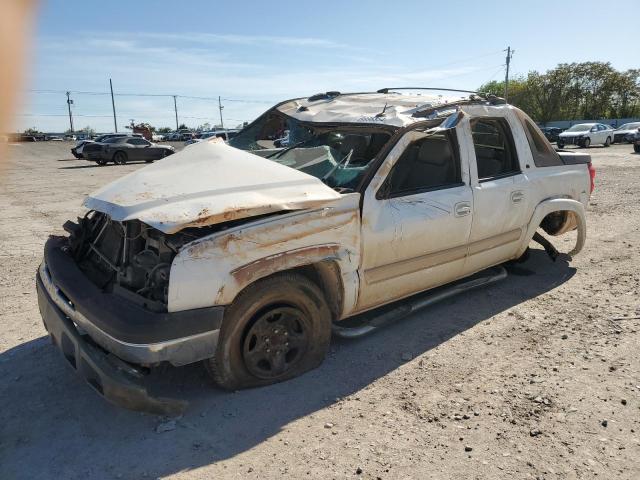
[[357, 127, 473, 312]]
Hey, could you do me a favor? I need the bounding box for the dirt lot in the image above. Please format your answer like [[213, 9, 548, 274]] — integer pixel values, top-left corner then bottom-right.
[[1, 141, 639, 480]]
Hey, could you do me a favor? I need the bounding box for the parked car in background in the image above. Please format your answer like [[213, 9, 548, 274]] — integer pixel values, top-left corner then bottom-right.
[[613, 122, 640, 143], [85, 136, 175, 165], [49, 136, 63, 141], [64, 134, 77, 141], [628, 128, 640, 153], [71, 133, 138, 159], [539, 127, 563, 143], [152, 133, 166, 142], [557, 123, 614, 148], [184, 130, 233, 146]]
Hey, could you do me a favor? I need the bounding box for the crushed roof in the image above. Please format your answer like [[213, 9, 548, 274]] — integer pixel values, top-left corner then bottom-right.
[[277, 92, 471, 127]]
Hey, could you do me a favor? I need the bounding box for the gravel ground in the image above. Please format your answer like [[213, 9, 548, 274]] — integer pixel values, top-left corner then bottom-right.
[[1, 141, 639, 480]]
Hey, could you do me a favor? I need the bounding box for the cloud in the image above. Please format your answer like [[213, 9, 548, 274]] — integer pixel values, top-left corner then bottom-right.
[[23, 32, 495, 131]]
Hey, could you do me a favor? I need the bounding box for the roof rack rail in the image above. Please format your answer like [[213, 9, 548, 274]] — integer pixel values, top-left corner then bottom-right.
[[376, 87, 484, 96]]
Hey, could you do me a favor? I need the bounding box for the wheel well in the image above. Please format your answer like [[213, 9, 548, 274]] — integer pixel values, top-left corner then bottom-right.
[[289, 262, 343, 322], [540, 210, 577, 236]]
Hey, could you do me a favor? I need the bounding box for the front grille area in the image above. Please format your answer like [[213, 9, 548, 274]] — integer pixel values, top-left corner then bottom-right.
[[66, 212, 178, 311]]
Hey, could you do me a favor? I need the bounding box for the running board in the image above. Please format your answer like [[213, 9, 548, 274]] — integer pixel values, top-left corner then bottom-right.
[[332, 266, 508, 339]]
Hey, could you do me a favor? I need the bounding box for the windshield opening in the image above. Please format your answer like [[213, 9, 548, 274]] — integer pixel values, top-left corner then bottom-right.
[[229, 110, 395, 191]]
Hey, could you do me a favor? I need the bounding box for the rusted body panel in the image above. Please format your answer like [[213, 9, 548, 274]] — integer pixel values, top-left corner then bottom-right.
[[167, 193, 361, 316]]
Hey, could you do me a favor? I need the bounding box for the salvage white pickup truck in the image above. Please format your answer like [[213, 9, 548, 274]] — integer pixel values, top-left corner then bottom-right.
[[36, 89, 595, 413]]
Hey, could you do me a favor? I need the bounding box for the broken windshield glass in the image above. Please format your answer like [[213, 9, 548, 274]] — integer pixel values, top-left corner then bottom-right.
[[229, 111, 394, 190]]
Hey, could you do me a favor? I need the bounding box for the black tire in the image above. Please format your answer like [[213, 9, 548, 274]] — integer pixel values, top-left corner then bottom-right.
[[113, 151, 127, 165], [205, 273, 331, 390], [634, 145, 640, 153], [604, 136, 611, 147], [581, 137, 591, 148], [557, 141, 564, 149]]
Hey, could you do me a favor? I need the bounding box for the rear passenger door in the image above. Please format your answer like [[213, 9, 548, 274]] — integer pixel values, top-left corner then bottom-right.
[[463, 116, 529, 274]]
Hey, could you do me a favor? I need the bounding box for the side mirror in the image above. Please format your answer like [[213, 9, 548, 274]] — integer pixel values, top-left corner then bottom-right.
[[590, 127, 597, 132]]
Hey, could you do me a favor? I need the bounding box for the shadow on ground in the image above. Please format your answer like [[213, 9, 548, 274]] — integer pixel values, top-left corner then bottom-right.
[[58, 162, 149, 170], [0, 249, 575, 479]]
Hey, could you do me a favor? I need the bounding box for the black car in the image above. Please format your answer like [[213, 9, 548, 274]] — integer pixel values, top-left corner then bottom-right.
[[85, 137, 175, 165], [539, 127, 563, 143]]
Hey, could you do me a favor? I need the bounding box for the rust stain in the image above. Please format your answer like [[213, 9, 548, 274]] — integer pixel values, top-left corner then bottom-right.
[[231, 244, 341, 287]]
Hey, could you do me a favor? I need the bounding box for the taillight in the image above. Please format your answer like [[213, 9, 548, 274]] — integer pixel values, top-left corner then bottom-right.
[[588, 162, 596, 193]]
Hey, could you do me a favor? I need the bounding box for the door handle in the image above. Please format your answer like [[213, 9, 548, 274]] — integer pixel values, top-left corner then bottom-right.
[[454, 202, 471, 217], [511, 191, 524, 203]]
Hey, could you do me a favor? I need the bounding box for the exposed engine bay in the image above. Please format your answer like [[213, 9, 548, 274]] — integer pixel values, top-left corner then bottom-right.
[[63, 211, 206, 312]]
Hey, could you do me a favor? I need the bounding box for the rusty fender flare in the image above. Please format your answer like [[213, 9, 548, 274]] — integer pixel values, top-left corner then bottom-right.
[[226, 244, 346, 301], [517, 198, 586, 258]]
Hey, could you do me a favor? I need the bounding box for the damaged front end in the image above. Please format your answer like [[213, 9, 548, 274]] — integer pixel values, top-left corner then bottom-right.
[[36, 212, 227, 415], [64, 211, 191, 312]]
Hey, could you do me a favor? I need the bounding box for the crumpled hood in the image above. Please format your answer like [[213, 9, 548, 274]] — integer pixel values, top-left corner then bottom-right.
[[84, 140, 342, 234]]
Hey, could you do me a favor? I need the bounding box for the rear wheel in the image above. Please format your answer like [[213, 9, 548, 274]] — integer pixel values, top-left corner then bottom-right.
[[113, 151, 127, 165], [604, 136, 611, 147], [205, 273, 331, 390]]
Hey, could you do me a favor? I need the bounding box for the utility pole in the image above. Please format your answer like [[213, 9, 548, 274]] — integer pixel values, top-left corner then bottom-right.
[[66, 91, 74, 133], [173, 95, 179, 130], [504, 46, 514, 102], [218, 96, 224, 129], [109, 78, 118, 132]]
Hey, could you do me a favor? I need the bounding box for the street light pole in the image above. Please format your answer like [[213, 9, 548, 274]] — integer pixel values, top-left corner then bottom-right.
[[66, 91, 74, 133], [110, 78, 118, 132], [218, 96, 224, 129], [173, 95, 179, 130]]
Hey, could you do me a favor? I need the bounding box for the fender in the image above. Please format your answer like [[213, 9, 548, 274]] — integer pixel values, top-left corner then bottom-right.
[[517, 198, 586, 258], [167, 194, 361, 314]]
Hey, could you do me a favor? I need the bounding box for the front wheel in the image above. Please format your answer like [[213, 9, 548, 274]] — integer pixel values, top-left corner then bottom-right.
[[205, 273, 331, 390], [581, 137, 591, 148], [604, 136, 611, 147], [634, 144, 640, 153], [113, 151, 127, 165], [557, 141, 565, 149]]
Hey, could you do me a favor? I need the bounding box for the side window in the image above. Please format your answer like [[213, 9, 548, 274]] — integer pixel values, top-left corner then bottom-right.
[[127, 138, 149, 146], [383, 131, 462, 197], [470, 118, 520, 180], [521, 118, 563, 167]]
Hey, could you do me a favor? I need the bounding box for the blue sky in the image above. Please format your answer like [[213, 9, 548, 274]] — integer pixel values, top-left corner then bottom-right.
[[19, 0, 636, 132]]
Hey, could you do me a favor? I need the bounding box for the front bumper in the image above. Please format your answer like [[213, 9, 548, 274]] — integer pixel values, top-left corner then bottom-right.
[[37, 275, 187, 415], [38, 236, 224, 366], [558, 136, 584, 146]]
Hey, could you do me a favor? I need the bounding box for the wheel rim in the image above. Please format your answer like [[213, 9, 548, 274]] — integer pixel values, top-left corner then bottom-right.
[[115, 153, 125, 164], [584, 138, 590, 147], [242, 306, 309, 379]]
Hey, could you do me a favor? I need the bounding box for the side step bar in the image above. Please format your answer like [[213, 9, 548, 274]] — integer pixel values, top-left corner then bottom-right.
[[332, 266, 507, 339]]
